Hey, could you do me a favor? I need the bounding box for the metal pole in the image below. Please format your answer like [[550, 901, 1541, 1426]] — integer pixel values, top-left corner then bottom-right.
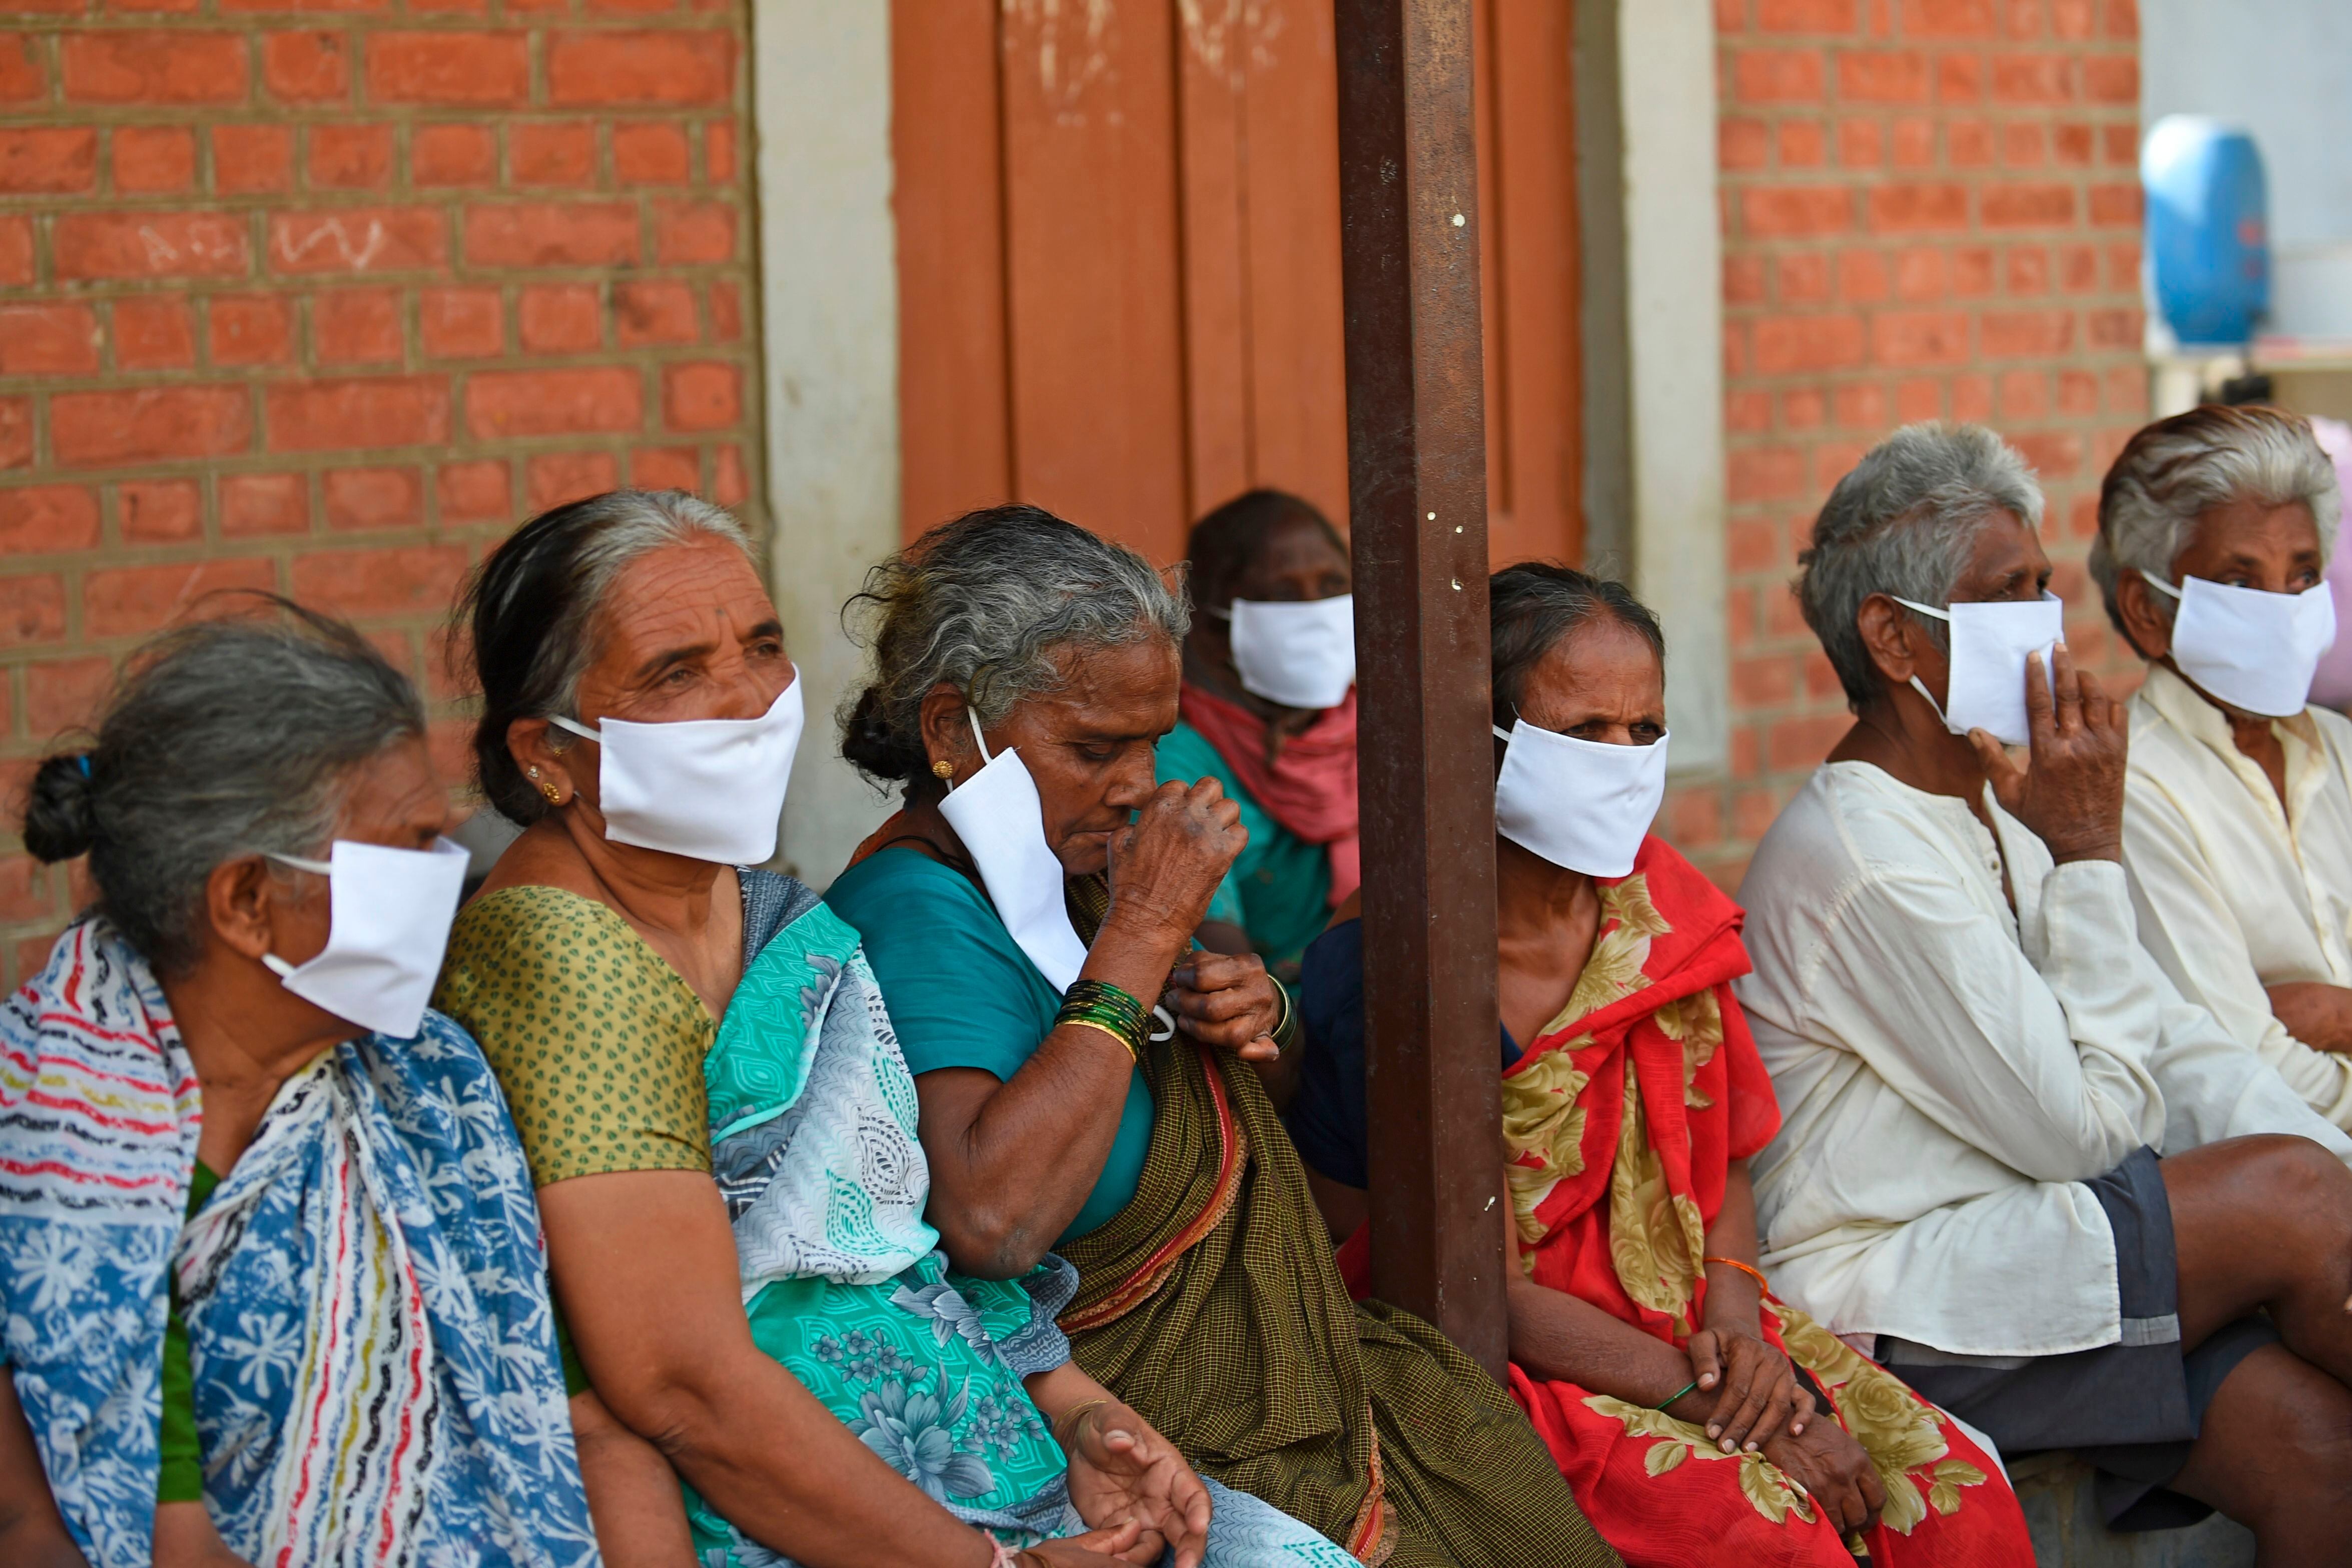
[[1333, 0, 1506, 1380]]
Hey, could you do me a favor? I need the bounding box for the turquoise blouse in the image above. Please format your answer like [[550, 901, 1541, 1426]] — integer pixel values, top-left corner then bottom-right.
[[824, 846, 1155, 1241]]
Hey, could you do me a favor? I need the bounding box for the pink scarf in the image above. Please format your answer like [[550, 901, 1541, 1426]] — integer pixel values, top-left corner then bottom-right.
[[1179, 682, 1361, 906]]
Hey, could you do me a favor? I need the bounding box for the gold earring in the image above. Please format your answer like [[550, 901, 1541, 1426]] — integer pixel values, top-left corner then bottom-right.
[[541, 782, 563, 804], [931, 759, 956, 780]]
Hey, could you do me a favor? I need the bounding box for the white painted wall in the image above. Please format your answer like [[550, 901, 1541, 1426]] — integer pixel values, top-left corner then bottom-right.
[[2142, 0, 2352, 251], [752, 0, 902, 889], [1616, 0, 1728, 774]]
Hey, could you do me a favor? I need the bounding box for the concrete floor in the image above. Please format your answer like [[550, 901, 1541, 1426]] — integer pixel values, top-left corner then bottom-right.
[[2008, 1453, 2255, 1568]]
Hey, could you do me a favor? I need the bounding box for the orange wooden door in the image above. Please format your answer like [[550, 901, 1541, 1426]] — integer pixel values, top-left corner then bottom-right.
[[893, 0, 1581, 569]]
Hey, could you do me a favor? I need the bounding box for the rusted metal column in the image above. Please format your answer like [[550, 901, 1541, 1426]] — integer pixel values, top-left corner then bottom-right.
[[1333, 0, 1505, 1380]]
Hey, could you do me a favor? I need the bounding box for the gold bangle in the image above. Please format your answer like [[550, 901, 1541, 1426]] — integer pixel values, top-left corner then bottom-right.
[[1050, 1397, 1110, 1447], [1060, 1017, 1139, 1063]]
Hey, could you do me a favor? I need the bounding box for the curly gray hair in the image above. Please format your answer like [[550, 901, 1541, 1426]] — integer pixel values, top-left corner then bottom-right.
[[840, 504, 1188, 786], [2089, 404, 2342, 639], [1797, 423, 2045, 709]]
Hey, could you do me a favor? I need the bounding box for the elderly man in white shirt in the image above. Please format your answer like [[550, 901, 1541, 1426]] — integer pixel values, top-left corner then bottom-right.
[[1738, 421, 2352, 1564], [2088, 405, 2352, 1129]]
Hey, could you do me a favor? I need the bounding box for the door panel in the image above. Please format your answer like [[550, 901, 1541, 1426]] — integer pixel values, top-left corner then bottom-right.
[[893, 0, 1581, 570]]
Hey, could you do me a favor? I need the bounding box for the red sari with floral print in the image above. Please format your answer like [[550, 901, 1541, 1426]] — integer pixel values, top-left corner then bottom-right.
[[1504, 837, 2033, 1568]]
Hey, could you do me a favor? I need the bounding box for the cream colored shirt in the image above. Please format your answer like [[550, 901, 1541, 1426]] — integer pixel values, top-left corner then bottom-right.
[[1737, 761, 2352, 1358], [2122, 661, 2352, 1130]]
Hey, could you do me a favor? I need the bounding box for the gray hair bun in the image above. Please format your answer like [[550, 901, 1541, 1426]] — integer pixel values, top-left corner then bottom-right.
[[23, 753, 98, 863]]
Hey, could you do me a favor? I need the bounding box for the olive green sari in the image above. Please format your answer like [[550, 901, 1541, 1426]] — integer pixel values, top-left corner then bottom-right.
[[1057, 882, 1619, 1568]]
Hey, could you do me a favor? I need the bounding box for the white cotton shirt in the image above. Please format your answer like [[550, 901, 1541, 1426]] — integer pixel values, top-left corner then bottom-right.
[[2121, 660, 2352, 1130], [1737, 760, 2352, 1359]]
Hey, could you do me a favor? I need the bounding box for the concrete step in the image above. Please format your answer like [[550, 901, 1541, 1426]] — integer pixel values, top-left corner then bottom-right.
[[2007, 1453, 2255, 1567]]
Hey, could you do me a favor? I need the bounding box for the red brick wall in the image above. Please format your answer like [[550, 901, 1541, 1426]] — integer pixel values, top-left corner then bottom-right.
[[0, 0, 760, 981], [1672, 0, 2146, 887]]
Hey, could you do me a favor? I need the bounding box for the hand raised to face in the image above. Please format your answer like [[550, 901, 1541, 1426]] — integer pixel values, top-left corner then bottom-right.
[[1968, 642, 2127, 865], [1102, 778, 1247, 950]]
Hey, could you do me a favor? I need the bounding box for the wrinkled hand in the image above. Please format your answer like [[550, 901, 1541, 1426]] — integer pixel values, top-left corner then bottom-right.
[[1759, 1420, 1885, 1538], [1969, 643, 2125, 865], [1686, 1326, 1808, 1454], [1105, 780, 1246, 950], [1061, 1400, 1213, 1568], [1164, 952, 1282, 1063]]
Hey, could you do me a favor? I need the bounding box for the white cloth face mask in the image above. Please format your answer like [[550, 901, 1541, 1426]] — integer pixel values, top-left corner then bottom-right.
[[263, 838, 470, 1040], [1491, 720, 1669, 879], [1215, 594, 1358, 710], [1892, 592, 2063, 746], [936, 711, 1091, 993], [2144, 572, 2338, 718], [550, 679, 803, 866]]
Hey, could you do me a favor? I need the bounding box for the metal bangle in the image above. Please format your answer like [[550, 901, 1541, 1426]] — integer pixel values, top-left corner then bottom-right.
[[1061, 1016, 1139, 1063], [1050, 1396, 1111, 1447]]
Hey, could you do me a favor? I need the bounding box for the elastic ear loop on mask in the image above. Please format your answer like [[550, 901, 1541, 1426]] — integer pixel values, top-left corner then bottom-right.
[[548, 714, 601, 744], [258, 850, 333, 980], [1887, 596, 1957, 728], [971, 704, 1181, 1043], [941, 706, 993, 794], [2141, 571, 2184, 605]]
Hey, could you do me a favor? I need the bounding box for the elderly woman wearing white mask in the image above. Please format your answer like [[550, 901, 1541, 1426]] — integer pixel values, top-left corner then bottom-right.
[[824, 505, 1614, 1568], [2091, 405, 2352, 1130], [435, 489, 1284, 1568], [0, 603, 594, 1568], [1740, 422, 2352, 1560]]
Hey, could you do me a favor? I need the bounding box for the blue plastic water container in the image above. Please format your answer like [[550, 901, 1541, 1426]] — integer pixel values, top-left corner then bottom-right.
[[2143, 116, 2269, 347]]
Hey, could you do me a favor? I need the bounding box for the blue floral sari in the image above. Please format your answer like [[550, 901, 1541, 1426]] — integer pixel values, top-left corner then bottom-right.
[[0, 918, 596, 1568]]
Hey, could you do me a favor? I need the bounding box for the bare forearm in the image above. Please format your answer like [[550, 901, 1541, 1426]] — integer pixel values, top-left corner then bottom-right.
[[927, 917, 1191, 1275], [541, 1173, 993, 1568], [1506, 1276, 1713, 1424], [924, 1033, 1136, 1274], [2267, 982, 2352, 1053], [1699, 1161, 1765, 1335], [569, 1390, 696, 1568], [625, 1354, 992, 1568]]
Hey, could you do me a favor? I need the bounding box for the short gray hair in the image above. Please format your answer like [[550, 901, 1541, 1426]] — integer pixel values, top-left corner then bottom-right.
[[2090, 404, 2342, 638], [21, 599, 426, 975], [1797, 422, 2046, 709], [841, 504, 1188, 786], [459, 489, 755, 825]]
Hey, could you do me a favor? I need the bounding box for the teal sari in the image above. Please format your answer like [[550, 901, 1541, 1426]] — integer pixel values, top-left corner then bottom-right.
[[689, 878, 1077, 1560], [697, 875, 1363, 1568]]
